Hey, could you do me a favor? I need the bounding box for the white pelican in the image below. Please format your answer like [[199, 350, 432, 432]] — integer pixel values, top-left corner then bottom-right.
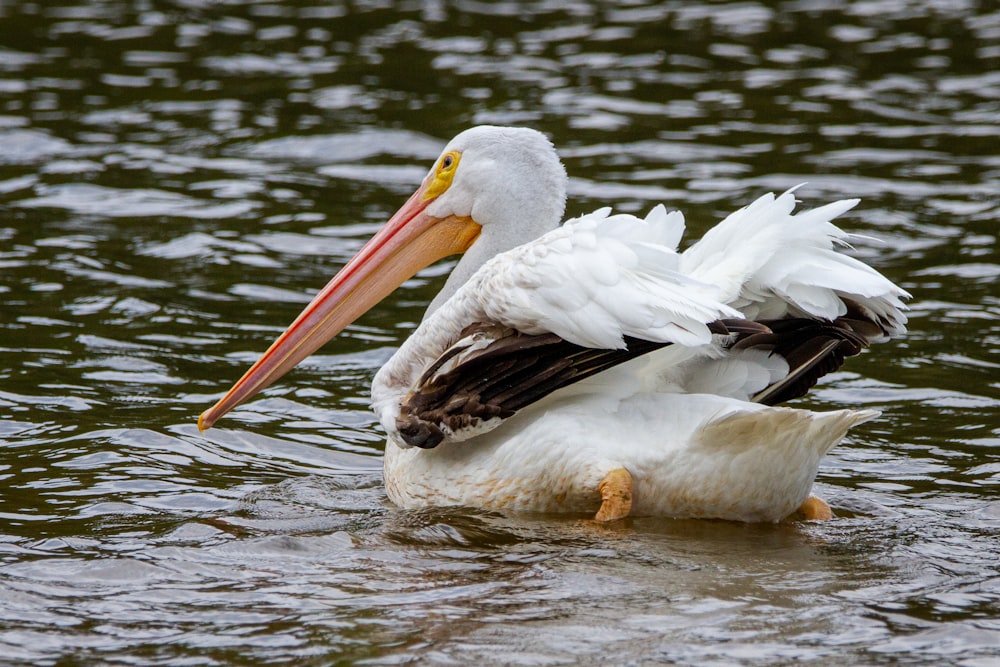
[[199, 126, 908, 523]]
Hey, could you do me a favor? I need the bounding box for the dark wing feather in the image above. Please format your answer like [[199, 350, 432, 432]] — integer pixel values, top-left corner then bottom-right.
[[396, 319, 766, 449], [396, 308, 887, 449], [738, 316, 875, 406]]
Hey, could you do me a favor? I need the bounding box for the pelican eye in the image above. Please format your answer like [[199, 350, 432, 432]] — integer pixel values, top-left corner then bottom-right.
[[423, 150, 462, 201]]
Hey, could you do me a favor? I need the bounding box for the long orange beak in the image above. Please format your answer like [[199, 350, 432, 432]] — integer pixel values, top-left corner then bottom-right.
[[198, 180, 480, 431]]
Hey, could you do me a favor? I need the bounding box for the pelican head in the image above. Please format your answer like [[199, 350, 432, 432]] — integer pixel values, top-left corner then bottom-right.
[[199, 125, 567, 431]]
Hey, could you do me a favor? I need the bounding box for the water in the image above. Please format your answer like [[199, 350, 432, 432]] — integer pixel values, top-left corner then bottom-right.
[[1, 0, 998, 664]]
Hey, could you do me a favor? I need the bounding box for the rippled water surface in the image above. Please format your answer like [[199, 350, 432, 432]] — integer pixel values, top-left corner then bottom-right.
[[1, 0, 999, 664]]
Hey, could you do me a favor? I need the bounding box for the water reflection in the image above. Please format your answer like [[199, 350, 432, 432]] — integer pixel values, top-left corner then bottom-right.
[[0, 0, 998, 664]]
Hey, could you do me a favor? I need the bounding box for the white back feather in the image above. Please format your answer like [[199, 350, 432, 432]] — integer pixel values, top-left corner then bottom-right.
[[680, 189, 909, 336], [465, 208, 739, 349]]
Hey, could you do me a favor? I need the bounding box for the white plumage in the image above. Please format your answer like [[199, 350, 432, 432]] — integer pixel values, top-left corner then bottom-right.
[[680, 191, 906, 331], [200, 125, 909, 523]]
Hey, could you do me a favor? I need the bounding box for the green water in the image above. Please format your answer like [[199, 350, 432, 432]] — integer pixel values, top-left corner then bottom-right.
[[1, 1, 998, 664]]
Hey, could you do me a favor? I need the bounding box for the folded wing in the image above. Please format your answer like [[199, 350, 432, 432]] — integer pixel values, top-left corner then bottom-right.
[[381, 190, 909, 448]]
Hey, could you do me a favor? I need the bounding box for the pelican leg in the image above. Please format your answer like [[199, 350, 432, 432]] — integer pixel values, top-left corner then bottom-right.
[[796, 495, 833, 521], [594, 468, 633, 522]]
